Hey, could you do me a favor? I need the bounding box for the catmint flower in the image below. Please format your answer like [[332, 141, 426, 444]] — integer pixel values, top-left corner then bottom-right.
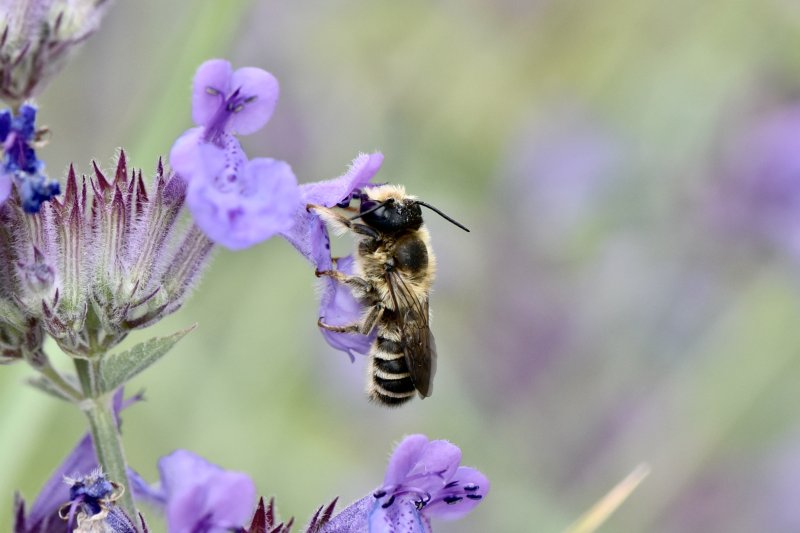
[[0, 104, 60, 212], [322, 434, 489, 533], [169, 59, 299, 250], [140, 449, 257, 533], [60, 469, 138, 533], [281, 152, 383, 358], [0, 0, 113, 104]]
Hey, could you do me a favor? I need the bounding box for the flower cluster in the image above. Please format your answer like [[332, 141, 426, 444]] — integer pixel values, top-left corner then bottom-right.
[[1, 9, 490, 528], [16, 422, 488, 533]]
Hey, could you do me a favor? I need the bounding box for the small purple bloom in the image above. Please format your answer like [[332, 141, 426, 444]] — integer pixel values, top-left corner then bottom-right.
[[179, 133, 300, 250], [169, 60, 297, 250], [280, 152, 383, 356], [192, 59, 279, 139], [155, 449, 257, 533], [0, 104, 60, 212], [323, 435, 489, 533]]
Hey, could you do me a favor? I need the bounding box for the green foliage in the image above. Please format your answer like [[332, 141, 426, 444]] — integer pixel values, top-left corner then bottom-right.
[[97, 325, 196, 395]]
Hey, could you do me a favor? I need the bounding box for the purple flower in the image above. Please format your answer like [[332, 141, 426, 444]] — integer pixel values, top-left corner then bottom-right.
[[322, 434, 489, 533], [0, 104, 60, 212], [13, 391, 147, 533], [153, 449, 257, 533], [191, 59, 279, 139], [712, 103, 800, 259], [280, 152, 384, 358], [169, 59, 298, 250]]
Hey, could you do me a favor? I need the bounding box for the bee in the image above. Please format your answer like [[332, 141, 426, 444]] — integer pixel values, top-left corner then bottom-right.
[[308, 184, 469, 406]]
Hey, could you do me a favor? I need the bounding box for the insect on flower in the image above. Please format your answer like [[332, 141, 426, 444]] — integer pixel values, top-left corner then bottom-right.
[[308, 185, 469, 407]]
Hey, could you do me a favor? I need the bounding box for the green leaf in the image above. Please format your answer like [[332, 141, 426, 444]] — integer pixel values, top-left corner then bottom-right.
[[98, 324, 196, 394], [27, 375, 80, 402]]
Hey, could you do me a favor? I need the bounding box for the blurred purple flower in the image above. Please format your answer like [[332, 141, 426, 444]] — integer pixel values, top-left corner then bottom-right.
[[169, 59, 298, 250], [151, 449, 257, 533], [503, 104, 622, 244], [0, 104, 60, 212], [281, 152, 383, 358], [712, 103, 800, 259], [323, 434, 489, 533]]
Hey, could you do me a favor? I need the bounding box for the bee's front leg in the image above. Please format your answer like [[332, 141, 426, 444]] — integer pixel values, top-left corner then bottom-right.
[[307, 204, 379, 239], [317, 318, 362, 334]]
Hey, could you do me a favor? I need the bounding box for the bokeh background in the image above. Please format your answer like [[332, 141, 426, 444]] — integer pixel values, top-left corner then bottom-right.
[[4, 0, 800, 531]]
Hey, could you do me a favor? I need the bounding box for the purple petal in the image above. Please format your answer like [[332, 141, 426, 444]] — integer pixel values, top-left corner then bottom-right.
[[318, 255, 374, 359], [228, 67, 279, 135], [281, 152, 384, 267], [383, 435, 430, 487], [186, 151, 300, 250], [169, 127, 221, 182], [0, 172, 12, 204], [27, 434, 96, 528], [368, 498, 430, 533], [159, 450, 256, 533], [302, 152, 384, 207], [423, 467, 489, 521], [192, 59, 233, 127], [384, 436, 462, 492]]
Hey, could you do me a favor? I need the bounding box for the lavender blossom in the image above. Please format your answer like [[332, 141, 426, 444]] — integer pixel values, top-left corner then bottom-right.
[[322, 434, 489, 533], [169, 59, 299, 250], [280, 152, 383, 358], [0, 0, 113, 104], [145, 449, 257, 533], [0, 103, 60, 212]]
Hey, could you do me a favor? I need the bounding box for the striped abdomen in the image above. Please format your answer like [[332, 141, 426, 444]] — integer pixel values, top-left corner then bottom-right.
[[368, 333, 415, 406]]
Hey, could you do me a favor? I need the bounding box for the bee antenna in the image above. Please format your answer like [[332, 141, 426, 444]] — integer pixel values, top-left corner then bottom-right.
[[416, 201, 470, 232], [350, 198, 394, 221]]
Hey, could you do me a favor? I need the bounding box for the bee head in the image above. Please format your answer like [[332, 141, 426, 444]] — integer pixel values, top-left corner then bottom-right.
[[359, 197, 423, 233]]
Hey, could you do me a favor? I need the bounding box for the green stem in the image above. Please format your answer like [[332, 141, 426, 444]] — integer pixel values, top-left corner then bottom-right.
[[75, 359, 139, 523]]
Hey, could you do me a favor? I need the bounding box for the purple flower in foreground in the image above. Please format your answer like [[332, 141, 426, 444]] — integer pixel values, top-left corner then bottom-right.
[[0, 104, 60, 212], [280, 152, 384, 358], [60, 469, 138, 533], [322, 434, 489, 533], [169, 59, 298, 250], [151, 450, 257, 533]]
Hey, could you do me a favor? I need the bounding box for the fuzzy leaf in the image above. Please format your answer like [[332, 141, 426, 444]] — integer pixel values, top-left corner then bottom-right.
[[98, 325, 196, 393], [27, 374, 81, 402]]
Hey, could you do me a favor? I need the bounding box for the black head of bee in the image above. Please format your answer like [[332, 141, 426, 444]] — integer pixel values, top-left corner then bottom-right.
[[359, 198, 423, 234]]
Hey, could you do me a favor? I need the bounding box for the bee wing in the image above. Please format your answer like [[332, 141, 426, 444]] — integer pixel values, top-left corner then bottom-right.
[[386, 271, 437, 397]]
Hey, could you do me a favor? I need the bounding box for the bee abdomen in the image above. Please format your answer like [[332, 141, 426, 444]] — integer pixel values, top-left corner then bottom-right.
[[368, 335, 415, 406]]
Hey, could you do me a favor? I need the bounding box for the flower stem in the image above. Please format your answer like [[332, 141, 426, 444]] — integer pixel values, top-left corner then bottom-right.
[[75, 358, 139, 522]]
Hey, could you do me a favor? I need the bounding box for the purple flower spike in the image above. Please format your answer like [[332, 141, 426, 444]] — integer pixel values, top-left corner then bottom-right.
[[280, 153, 383, 356], [322, 435, 489, 533], [192, 59, 279, 138], [158, 450, 257, 533], [184, 136, 300, 250]]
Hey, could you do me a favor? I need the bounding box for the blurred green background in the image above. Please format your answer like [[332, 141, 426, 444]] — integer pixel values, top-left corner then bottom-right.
[[6, 0, 800, 531]]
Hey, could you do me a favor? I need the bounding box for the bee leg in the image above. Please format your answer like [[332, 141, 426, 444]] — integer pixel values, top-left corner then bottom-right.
[[360, 305, 383, 334], [317, 317, 362, 333], [315, 269, 372, 293], [307, 204, 379, 239]]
